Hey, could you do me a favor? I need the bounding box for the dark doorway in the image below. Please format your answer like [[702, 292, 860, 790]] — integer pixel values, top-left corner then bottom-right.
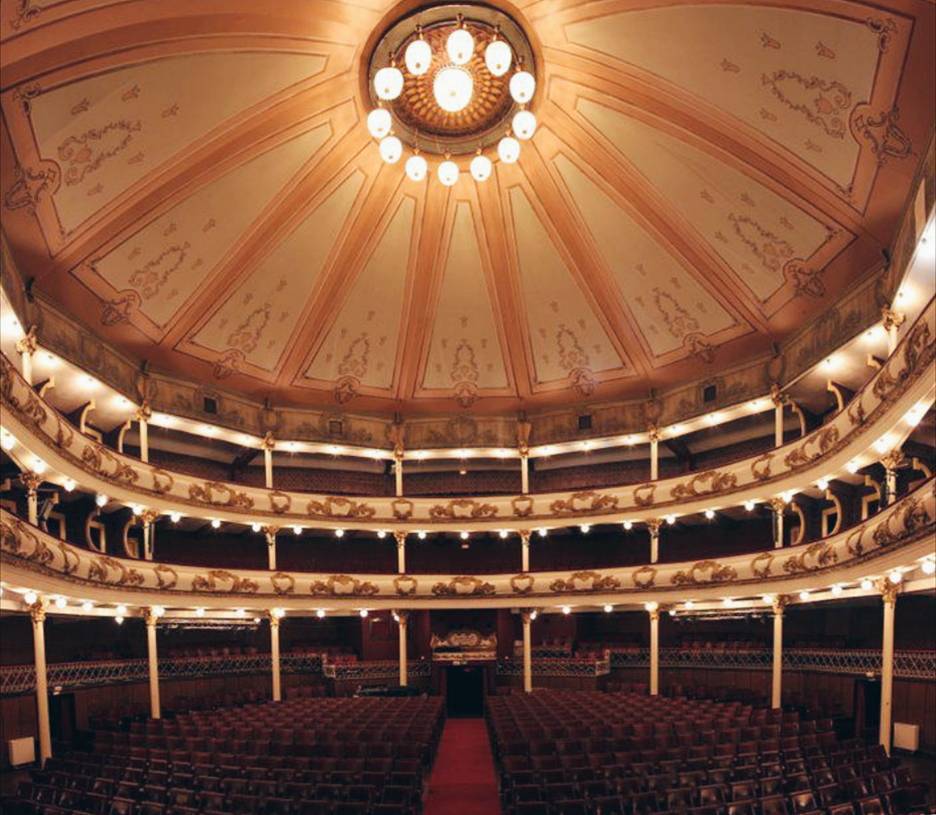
[[49, 692, 76, 744], [446, 665, 484, 717], [854, 678, 881, 742]]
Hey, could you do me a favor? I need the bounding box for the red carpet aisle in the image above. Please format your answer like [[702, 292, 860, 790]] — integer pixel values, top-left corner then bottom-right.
[[424, 718, 502, 815]]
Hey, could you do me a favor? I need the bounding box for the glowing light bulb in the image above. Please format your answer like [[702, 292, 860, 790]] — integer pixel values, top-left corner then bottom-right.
[[95, 494, 109, 508], [405, 154, 427, 182], [210, 519, 221, 529], [799, 591, 810, 601], [195, 608, 205, 617], [562, 605, 572, 615], [537, 528, 547, 537], [23, 591, 38, 606], [404, 37, 432, 75], [512, 109, 537, 140], [171, 512, 182, 524], [744, 501, 756, 512], [446, 27, 474, 65], [115, 605, 127, 616], [272, 607, 285, 619], [81, 601, 94, 611], [293, 525, 302, 535], [115, 616, 124, 625], [377, 530, 387, 539], [888, 570, 902, 584], [316, 609, 326, 619], [438, 160, 459, 187], [374, 66, 404, 100], [433, 66, 473, 112], [359, 609, 369, 618], [460, 531, 469, 540], [604, 604, 613, 613], [623, 520, 633, 531], [860, 578, 874, 590], [153, 606, 165, 618], [417, 531, 427, 540], [579, 524, 591, 534], [485, 39, 512, 76], [379, 135, 403, 164], [831, 584, 843, 596], [499, 530, 509, 539], [53, 596, 67, 609], [684, 600, 694, 610], [509, 70, 535, 103], [470, 153, 492, 182], [62, 479, 76, 493], [367, 108, 392, 139], [645, 601, 658, 612], [497, 136, 520, 164], [704, 509, 715, 520], [922, 559, 936, 575]]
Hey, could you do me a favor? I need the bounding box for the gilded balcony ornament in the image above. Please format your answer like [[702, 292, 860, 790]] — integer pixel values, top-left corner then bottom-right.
[[29, 599, 47, 624], [188, 481, 254, 510], [510, 573, 535, 594], [429, 498, 498, 520], [270, 572, 296, 595], [783, 426, 839, 469], [871, 492, 931, 548], [152, 469, 174, 494], [549, 490, 619, 515], [632, 565, 657, 589], [771, 594, 791, 615], [260, 432, 276, 451], [670, 470, 737, 499], [306, 496, 376, 520], [310, 574, 379, 596], [549, 570, 621, 592], [269, 491, 291, 514], [782, 541, 838, 573], [873, 322, 934, 403], [153, 563, 178, 590], [511, 495, 534, 517], [20, 470, 43, 495], [671, 560, 738, 586], [14, 325, 38, 357], [392, 498, 414, 520], [191, 569, 259, 593], [880, 305, 905, 333], [394, 575, 418, 596], [847, 397, 867, 427], [88, 555, 145, 586], [431, 576, 496, 596], [845, 527, 866, 558], [751, 451, 775, 481], [751, 552, 774, 579], [633, 483, 656, 507], [876, 577, 901, 605], [769, 382, 787, 407], [54, 414, 74, 448], [880, 450, 907, 472]]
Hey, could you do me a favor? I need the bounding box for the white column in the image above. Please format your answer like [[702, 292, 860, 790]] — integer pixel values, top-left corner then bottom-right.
[[771, 499, 785, 549], [649, 430, 659, 481], [264, 526, 278, 571], [520, 454, 530, 495], [136, 403, 150, 464], [648, 604, 660, 696], [394, 452, 404, 497], [771, 597, 786, 709], [16, 327, 37, 387], [879, 582, 897, 754], [397, 611, 409, 687], [521, 611, 534, 693], [269, 612, 282, 702], [141, 510, 158, 561], [262, 434, 274, 489], [394, 531, 406, 574], [30, 601, 52, 765], [23, 472, 40, 525], [771, 385, 784, 447], [648, 520, 661, 564], [881, 451, 902, 506], [520, 529, 531, 572], [144, 608, 162, 719]]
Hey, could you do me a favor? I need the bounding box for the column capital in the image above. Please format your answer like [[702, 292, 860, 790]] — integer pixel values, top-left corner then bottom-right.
[[262, 524, 280, 539], [20, 471, 43, 494], [394, 609, 410, 624], [648, 609, 661, 622], [519, 529, 532, 544], [261, 432, 276, 451], [881, 305, 905, 332], [877, 579, 900, 605], [134, 400, 152, 422], [143, 607, 162, 627], [769, 382, 788, 407], [266, 609, 283, 628], [646, 518, 662, 535], [140, 508, 159, 526], [15, 325, 38, 356], [879, 449, 906, 472], [520, 609, 537, 624], [769, 496, 787, 513], [29, 600, 47, 624], [771, 594, 791, 615], [647, 425, 660, 443], [394, 530, 407, 548]]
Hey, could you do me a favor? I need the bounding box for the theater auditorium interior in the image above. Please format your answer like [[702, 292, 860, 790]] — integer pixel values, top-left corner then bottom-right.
[[0, 1, 935, 814]]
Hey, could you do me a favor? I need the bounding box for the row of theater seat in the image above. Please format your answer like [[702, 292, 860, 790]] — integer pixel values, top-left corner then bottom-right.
[[486, 692, 930, 815], [8, 696, 445, 815]]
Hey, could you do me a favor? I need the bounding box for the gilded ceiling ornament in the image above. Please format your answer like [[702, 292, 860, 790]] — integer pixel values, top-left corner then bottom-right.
[[213, 349, 245, 380], [783, 259, 825, 298], [653, 288, 699, 339], [128, 243, 191, 299], [851, 105, 912, 165], [58, 120, 143, 186], [3, 160, 61, 214], [761, 71, 851, 139], [684, 333, 716, 364], [729, 212, 796, 274]]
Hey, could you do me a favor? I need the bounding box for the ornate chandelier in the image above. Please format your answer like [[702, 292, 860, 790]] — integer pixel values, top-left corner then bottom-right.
[[365, 4, 537, 186]]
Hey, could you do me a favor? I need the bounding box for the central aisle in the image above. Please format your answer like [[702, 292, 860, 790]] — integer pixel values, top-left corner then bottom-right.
[[424, 717, 502, 815]]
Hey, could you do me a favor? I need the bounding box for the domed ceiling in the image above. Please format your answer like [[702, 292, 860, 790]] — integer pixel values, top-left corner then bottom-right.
[[1, 0, 933, 416]]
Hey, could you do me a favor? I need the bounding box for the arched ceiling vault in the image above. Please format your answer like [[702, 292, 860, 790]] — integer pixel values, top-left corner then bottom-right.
[[1, 0, 933, 415]]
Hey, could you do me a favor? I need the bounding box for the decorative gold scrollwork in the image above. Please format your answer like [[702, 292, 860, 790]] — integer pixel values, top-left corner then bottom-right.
[[633, 483, 656, 507], [511, 495, 534, 517], [549, 490, 619, 515], [549, 570, 621, 592], [310, 574, 379, 596], [393, 575, 418, 596], [154, 563, 178, 590], [429, 498, 498, 520], [269, 491, 291, 514], [430, 576, 496, 596], [510, 573, 535, 594], [191, 569, 259, 593], [751, 552, 774, 579], [632, 565, 656, 589], [670, 470, 738, 499], [392, 498, 414, 520], [782, 541, 838, 574], [306, 496, 376, 520], [188, 481, 254, 510], [270, 572, 295, 595], [672, 560, 737, 586]]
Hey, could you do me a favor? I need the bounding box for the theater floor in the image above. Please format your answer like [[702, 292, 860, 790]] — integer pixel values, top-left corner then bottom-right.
[[424, 718, 501, 815]]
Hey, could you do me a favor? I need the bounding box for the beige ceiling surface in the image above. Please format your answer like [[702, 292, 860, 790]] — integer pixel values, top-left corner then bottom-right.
[[1, 0, 931, 414]]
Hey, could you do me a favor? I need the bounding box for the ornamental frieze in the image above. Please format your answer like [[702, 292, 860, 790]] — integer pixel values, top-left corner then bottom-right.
[[670, 470, 737, 500], [191, 570, 258, 593], [310, 575, 379, 596], [549, 571, 621, 592], [87, 555, 145, 587], [270, 572, 296, 595], [871, 490, 932, 548], [510, 573, 535, 594], [431, 576, 496, 596], [671, 560, 738, 586], [783, 426, 839, 469], [549, 491, 619, 515], [429, 499, 498, 520], [306, 496, 376, 520], [782, 541, 838, 574], [751, 552, 774, 579], [189, 481, 254, 510], [393, 575, 418, 596]]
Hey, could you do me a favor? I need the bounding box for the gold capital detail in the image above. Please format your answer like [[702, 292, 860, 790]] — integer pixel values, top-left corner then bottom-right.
[[646, 519, 662, 536], [29, 601, 46, 624], [770, 383, 786, 407], [21, 471, 42, 494], [134, 400, 152, 422], [262, 525, 280, 540], [15, 325, 38, 356], [395, 610, 410, 624], [769, 497, 787, 513], [877, 578, 900, 605], [140, 508, 159, 526], [521, 610, 535, 624], [261, 432, 276, 451], [880, 450, 906, 472], [881, 306, 905, 333], [143, 607, 160, 627], [648, 426, 659, 443], [394, 530, 407, 549], [772, 594, 791, 615], [266, 610, 281, 628]]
